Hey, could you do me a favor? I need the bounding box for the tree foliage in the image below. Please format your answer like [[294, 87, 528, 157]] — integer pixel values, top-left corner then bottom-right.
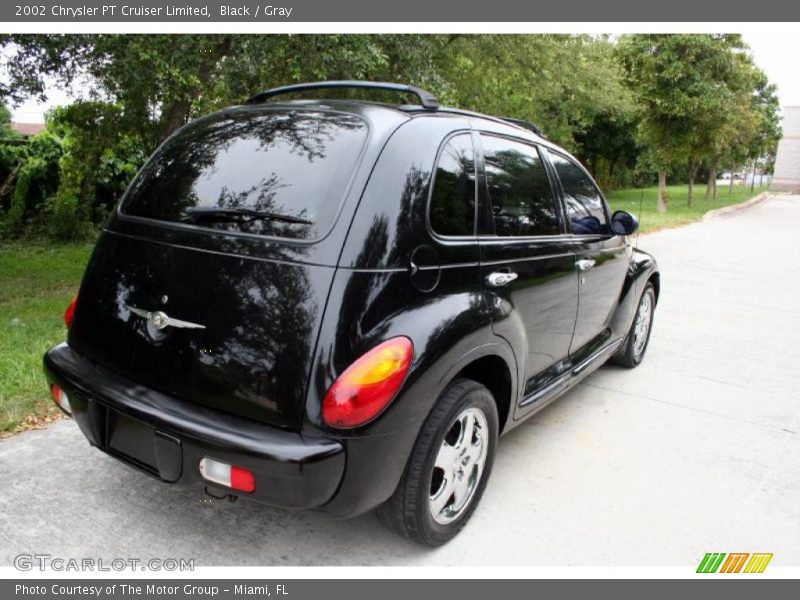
[[0, 33, 783, 238], [617, 34, 781, 210]]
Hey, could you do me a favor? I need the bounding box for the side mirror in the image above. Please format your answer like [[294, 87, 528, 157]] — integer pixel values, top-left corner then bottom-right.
[[610, 210, 639, 236]]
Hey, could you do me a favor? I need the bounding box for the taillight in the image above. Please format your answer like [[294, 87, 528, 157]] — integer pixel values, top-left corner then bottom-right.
[[64, 294, 78, 328], [322, 337, 413, 429], [50, 384, 72, 415], [198, 458, 256, 493]]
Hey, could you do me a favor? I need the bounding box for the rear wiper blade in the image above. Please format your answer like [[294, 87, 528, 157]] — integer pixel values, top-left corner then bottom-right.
[[181, 206, 312, 225]]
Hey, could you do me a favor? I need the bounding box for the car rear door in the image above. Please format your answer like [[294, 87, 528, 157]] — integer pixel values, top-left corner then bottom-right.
[[476, 134, 579, 411], [546, 150, 629, 363]]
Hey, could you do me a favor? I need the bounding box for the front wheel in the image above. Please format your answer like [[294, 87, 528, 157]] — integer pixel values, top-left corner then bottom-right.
[[376, 379, 498, 546], [612, 282, 656, 368]]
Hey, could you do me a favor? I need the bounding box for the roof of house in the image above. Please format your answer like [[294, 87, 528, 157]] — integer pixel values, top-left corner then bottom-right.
[[10, 122, 45, 136]]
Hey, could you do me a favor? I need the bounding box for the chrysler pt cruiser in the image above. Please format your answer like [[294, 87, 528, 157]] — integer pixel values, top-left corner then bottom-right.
[[44, 81, 660, 545]]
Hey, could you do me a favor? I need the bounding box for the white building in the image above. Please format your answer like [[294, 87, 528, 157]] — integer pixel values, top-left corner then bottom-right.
[[772, 106, 800, 192]]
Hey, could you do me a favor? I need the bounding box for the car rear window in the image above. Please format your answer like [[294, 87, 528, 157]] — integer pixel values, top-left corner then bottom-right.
[[120, 109, 369, 240]]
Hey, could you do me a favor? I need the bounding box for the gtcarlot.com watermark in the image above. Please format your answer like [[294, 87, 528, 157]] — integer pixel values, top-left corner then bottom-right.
[[14, 553, 194, 572]]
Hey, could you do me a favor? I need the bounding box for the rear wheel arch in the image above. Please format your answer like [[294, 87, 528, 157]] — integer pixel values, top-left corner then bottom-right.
[[454, 354, 513, 435]]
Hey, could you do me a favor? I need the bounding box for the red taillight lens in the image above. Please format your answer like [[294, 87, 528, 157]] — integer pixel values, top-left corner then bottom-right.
[[64, 294, 78, 328], [322, 337, 413, 428]]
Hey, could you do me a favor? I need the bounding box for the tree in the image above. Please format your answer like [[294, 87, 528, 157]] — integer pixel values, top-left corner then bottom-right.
[[1, 35, 449, 145], [434, 35, 636, 152], [746, 70, 782, 181], [0, 102, 25, 215], [617, 34, 760, 211], [574, 111, 643, 190], [0, 34, 449, 237], [45, 102, 146, 239], [0, 34, 780, 239], [0, 101, 21, 177], [0, 128, 62, 236]]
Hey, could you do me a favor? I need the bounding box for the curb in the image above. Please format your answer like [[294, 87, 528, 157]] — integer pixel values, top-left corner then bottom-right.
[[702, 191, 772, 221]]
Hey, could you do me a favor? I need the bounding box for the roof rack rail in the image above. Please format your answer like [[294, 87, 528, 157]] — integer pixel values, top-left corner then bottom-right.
[[498, 116, 546, 138], [246, 81, 440, 110]]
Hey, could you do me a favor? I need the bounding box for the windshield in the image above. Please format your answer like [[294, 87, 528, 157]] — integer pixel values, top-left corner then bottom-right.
[[120, 109, 369, 240]]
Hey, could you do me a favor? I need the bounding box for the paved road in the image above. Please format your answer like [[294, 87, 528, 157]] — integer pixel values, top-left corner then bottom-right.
[[2, 195, 799, 567]]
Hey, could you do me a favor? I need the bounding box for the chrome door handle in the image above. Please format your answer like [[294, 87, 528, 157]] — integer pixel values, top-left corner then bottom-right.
[[485, 271, 519, 287], [576, 258, 596, 271]]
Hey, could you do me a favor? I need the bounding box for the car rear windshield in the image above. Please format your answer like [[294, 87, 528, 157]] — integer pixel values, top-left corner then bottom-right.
[[120, 109, 369, 240]]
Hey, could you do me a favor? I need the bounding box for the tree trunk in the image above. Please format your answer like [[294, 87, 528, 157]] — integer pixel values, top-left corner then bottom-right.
[[158, 100, 192, 143], [750, 160, 757, 192], [657, 171, 667, 213], [705, 163, 717, 201], [157, 36, 234, 143], [687, 159, 697, 208], [0, 163, 21, 212], [729, 163, 735, 194]]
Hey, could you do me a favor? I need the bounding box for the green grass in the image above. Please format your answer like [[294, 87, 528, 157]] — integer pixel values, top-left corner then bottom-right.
[[606, 183, 769, 233], [0, 242, 93, 433], [0, 184, 770, 433]]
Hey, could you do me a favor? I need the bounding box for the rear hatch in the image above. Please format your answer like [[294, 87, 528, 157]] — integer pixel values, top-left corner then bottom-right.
[[68, 107, 370, 430]]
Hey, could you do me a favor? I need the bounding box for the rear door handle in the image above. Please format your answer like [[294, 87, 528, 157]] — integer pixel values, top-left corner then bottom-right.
[[576, 258, 596, 271], [485, 271, 519, 287]]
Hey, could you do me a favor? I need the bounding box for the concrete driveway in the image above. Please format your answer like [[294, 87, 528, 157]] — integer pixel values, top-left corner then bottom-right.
[[2, 194, 799, 567]]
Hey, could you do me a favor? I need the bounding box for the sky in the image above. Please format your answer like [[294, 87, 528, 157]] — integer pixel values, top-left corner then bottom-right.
[[8, 32, 800, 123], [742, 33, 800, 107]]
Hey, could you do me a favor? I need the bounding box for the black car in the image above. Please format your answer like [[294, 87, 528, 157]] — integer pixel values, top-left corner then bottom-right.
[[44, 81, 659, 546]]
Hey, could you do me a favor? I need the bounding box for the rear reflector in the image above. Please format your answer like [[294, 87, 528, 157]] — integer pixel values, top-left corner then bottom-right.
[[50, 384, 71, 415], [198, 457, 255, 493]]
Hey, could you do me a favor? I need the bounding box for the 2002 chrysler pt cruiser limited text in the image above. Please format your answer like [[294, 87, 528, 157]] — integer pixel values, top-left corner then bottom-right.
[[44, 81, 660, 545]]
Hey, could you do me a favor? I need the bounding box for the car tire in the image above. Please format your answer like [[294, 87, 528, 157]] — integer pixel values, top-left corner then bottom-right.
[[612, 282, 656, 368], [376, 378, 498, 546]]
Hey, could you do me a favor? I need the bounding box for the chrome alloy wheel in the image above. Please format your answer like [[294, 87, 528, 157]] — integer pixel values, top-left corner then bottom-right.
[[632, 291, 653, 358], [429, 407, 489, 525]]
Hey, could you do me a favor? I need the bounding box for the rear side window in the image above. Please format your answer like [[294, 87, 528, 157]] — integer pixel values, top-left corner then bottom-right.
[[121, 110, 368, 240], [550, 153, 609, 235], [429, 134, 476, 236], [481, 135, 560, 237]]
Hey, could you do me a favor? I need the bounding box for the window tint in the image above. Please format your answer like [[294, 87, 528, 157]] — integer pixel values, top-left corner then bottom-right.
[[121, 110, 368, 240], [429, 134, 476, 236], [481, 136, 559, 237], [550, 153, 609, 235]]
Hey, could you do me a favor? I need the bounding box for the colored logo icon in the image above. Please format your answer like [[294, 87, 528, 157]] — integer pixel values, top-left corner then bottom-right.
[[697, 553, 773, 573]]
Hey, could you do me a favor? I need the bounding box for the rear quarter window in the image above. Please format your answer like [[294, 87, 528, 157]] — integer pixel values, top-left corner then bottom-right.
[[120, 110, 369, 240], [429, 134, 477, 236]]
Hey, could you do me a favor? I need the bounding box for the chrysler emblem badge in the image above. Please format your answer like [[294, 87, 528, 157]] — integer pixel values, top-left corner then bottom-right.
[[126, 305, 206, 330]]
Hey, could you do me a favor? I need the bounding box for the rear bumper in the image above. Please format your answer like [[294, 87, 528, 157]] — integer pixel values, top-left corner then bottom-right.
[[43, 343, 345, 510]]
